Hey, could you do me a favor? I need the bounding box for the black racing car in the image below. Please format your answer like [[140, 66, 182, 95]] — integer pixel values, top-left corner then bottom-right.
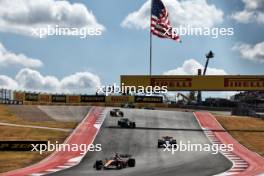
[[110, 109, 124, 117], [142, 107, 155, 110], [93, 154, 136, 170], [158, 136, 177, 148], [121, 103, 135, 108], [117, 118, 136, 128]]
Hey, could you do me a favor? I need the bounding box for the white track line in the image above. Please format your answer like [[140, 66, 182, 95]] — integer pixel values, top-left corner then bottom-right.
[[202, 128, 249, 176], [0, 122, 72, 132]]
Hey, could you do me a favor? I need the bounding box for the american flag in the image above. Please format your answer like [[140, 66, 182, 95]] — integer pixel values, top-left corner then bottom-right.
[[151, 0, 180, 42]]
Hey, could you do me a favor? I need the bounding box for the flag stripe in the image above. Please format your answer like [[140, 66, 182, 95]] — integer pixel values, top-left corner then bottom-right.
[[151, 0, 180, 42]]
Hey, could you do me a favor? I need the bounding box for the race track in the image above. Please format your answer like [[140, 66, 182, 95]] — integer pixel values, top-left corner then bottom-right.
[[51, 109, 232, 176]]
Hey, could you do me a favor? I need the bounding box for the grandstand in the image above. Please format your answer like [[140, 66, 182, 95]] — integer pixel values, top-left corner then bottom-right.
[[232, 91, 264, 108]]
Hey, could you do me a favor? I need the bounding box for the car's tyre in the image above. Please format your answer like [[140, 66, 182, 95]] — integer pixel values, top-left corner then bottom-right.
[[132, 122, 136, 128], [157, 142, 163, 148], [171, 140, 177, 145], [120, 112, 124, 117], [94, 160, 103, 170], [128, 158, 136, 167], [172, 144, 177, 148], [122, 162, 127, 168], [118, 121, 121, 126], [117, 162, 123, 170]]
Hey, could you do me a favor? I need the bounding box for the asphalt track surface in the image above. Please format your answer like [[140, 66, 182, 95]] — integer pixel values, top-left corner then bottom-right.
[[38, 106, 90, 122], [51, 108, 232, 176]]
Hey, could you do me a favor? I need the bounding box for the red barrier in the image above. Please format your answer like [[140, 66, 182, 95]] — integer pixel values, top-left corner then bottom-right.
[[1, 107, 105, 176], [194, 112, 264, 176]]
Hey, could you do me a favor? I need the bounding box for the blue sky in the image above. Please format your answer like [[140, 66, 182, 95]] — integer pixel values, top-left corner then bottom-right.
[[0, 0, 263, 96]]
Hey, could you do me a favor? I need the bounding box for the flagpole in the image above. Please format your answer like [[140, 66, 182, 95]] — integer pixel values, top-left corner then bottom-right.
[[149, 0, 153, 76]]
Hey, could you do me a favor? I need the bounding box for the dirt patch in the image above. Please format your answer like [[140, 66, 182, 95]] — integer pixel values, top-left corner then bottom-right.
[[0, 125, 69, 173], [7, 105, 52, 121], [0, 105, 77, 129], [215, 115, 264, 157], [0, 152, 51, 173]]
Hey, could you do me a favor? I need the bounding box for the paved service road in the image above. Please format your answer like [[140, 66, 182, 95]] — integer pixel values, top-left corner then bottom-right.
[[51, 108, 232, 176]]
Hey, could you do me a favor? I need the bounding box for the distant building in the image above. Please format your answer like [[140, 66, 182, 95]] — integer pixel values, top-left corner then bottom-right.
[[232, 91, 264, 108], [204, 98, 236, 107]]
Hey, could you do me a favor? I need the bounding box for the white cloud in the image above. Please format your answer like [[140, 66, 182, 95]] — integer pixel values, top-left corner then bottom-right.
[[0, 75, 18, 90], [0, 0, 105, 36], [231, 0, 264, 24], [15, 68, 60, 92], [203, 91, 238, 100], [60, 72, 101, 93], [163, 59, 227, 75], [0, 68, 101, 94], [242, 0, 263, 9], [0, 43, 43, 68], [231, 11, 255, 23], [232, 42, 264, 63], [121, 0, 224, 29]]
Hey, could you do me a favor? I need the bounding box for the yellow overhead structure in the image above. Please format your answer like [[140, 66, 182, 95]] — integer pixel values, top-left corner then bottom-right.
[[121, 75, 264, 91]]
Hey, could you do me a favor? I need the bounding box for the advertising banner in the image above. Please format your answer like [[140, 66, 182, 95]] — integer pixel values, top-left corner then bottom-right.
[[135, 96, 163, 103], [25, 93, 39, 101], [121, 75, 264, 91], [80, 95, 105, 102], [52, 95, 66, 103]]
